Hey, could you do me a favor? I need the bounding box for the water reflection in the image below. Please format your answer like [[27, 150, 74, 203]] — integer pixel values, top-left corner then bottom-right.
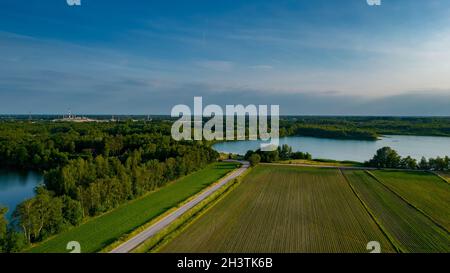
[[0, 169, 43, 220]]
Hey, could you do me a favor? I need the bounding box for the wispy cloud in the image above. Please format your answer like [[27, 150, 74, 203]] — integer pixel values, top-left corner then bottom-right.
[[195, 60, 234, 71], [249, 65, 273, 70]]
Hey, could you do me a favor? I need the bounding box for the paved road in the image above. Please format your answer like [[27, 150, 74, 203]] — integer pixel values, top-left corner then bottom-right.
[[109, 160, 249, 253]]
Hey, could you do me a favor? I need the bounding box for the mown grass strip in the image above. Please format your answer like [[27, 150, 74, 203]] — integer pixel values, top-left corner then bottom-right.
[[27, 162, 238, 253]]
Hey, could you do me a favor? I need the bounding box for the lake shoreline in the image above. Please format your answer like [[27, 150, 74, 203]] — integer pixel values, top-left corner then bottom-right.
[[213, 135, 450, 162]]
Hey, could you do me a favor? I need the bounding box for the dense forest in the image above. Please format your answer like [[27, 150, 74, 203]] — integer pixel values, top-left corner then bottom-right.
[[0, 120, 218, 252]]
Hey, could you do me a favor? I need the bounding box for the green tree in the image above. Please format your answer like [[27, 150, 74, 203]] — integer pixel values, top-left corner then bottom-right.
[[367, 147, 402, 168], [3, 230, 27, 253], [13, 199, 35, 243], [62, 196, 83, 226], [418, 157, 429, 170], [13, 189, 64, 243], [400, 156, 417, 170], [249, 153, 261, 167], [278, 144, 293, 160]]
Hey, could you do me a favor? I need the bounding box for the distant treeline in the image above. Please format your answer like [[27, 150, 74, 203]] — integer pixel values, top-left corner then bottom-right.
[[0, 115, 170, 121], [280, 123, 378, 140], [0, 120, 218, 252], [4, 116, 449, 140], [280, 116, 450, 139]]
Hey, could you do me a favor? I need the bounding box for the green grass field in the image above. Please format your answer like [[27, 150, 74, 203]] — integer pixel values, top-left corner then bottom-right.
[[371, 170, 450, 231], [160, 165, 394, 253], [343, 170, 450, 253], [28, 162, 238, 253]]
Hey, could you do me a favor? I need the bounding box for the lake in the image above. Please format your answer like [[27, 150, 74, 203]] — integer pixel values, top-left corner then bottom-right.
[[213, 135, 450, 162], [0, 170, 43, 221]]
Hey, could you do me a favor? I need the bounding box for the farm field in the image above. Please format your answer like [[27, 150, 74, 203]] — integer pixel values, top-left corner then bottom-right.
[[28, 162, 238, 253], [160, 165, 395, 253], [370, 170, 450, 231], [343, 170, 450, 253]]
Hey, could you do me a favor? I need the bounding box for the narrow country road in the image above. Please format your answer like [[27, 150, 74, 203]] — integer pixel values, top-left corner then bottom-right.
[[109, 160, 249, 253]]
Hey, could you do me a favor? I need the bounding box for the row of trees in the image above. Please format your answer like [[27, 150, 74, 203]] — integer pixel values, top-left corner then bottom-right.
[[0, 121, 219, 251], [244, 144, 312, 166], [366, 147, 450, 171]]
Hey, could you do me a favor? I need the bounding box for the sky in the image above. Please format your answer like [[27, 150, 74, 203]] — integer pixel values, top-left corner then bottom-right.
[[1, 0, 450, 115]]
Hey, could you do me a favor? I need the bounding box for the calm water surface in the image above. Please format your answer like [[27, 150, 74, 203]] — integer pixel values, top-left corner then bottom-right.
[[0, 169, 42, 220], [213, 135, 450, 162]]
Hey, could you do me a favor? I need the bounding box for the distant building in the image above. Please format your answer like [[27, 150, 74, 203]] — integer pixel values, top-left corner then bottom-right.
[[53, 110, 99, 123]]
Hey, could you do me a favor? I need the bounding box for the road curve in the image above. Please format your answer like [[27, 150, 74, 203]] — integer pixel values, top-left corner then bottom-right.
[[109, 160, 249, 253]]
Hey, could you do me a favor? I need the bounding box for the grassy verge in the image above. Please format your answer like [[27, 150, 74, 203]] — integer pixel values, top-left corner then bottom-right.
[[27, 162, 238, 253], [275, 159, 363, 167]]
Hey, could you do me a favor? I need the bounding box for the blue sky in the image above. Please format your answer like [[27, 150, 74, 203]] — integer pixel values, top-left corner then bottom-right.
[[1, 0, 450, 115]]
